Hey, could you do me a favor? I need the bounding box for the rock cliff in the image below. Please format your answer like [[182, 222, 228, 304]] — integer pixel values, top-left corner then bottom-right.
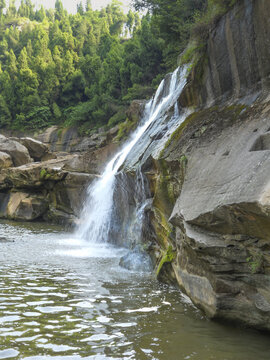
[[132, 0, 270, 330]]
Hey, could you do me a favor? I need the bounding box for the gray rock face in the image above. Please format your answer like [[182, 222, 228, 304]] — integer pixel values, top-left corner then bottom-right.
[[162, 103, 270, 330], [35, 125, 118, 153], [0, 136, 32, 166], [115, 0, 270, 331], [180, 0, 270, 108], [36, 126, 79, 152]]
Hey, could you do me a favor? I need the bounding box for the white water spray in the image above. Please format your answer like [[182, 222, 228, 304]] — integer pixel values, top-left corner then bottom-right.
[[76, 66, 188, 243]]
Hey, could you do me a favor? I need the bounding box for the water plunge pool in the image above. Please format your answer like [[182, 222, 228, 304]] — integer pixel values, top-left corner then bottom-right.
[[0, 220, 269, 360]]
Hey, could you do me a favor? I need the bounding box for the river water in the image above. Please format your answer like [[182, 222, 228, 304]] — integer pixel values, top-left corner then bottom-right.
[[0, 220, 270, 360]]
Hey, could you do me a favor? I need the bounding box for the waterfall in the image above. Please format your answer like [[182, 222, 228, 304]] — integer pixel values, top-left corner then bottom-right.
[[76, 66, 188, 243]]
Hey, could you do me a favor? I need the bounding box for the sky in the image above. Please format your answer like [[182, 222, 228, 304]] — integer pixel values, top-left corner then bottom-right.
[[11, 0, 133, 13]]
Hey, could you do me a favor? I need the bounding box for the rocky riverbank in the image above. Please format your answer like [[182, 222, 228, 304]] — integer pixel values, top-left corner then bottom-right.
[[0, 133, 118, 225]]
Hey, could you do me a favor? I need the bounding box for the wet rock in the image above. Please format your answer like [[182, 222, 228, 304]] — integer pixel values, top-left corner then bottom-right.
[[44, 206, 77, 226], [119, 248, 153, 272], [0, 151, 13, 169], [41, 152, 57, 162], [63, 143, 119, 175], [36, 126, 79, 152], [0, 193, 10, 217], [0, 237, 14, 243], [0, 136, 32, 166], [50, 172, 96, 216], [108, 125, 119, 138]]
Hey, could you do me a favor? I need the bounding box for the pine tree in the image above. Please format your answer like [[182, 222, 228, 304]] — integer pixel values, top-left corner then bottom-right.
[[7, 0, 16, 18], [86, 0, 92, 12], [55, 0, 65, 21], [77, 1, 84, 16], [0, 0, 5, 16]]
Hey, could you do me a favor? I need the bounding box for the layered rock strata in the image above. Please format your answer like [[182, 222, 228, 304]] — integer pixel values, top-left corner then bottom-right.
[[0, 132, 119, 224], [106, 0, 270, 330], [137, 0, 270, 330]]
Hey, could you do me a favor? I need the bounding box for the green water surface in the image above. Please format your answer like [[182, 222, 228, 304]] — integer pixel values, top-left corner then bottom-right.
[[0, 220, 269, 360]]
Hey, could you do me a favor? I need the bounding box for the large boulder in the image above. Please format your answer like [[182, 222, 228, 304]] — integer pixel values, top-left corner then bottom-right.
[[18, 137, 49, 161], [0, 151, 13, 169], [6, 192, 48, 221], [0, 156, 74, 190], [50, 172, 96, 216], [0, 136, 32, 166]]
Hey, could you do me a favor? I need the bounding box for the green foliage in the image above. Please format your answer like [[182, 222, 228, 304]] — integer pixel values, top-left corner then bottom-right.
[[122, 84, 153, 102], [133, 0, 241, 70], [133, 0, 208, 68], [246, 253, 263, 274], [0, 0, 165, 133], [0, 0, 241, 134], [116, 118, 138, 141], [40, 168, 51, 180], [108, 109, 126, 127]]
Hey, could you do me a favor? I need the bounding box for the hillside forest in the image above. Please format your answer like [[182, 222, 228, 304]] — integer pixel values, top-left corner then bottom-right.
[[0, 0, 238, 134]]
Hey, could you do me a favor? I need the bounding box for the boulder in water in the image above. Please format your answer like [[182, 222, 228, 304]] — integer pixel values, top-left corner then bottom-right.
[[119, 248, 153, 272], [0, 237, 14, 243]]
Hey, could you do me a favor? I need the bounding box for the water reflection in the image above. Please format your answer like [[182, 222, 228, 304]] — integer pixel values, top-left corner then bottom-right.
[[0, 220, 270, 360]]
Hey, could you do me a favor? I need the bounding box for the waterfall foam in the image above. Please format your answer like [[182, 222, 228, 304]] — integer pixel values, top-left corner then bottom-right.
[[76, 66, 188, 243]]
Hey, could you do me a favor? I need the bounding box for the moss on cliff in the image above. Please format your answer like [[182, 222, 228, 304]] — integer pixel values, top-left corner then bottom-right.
[[152, 207, 173, 249], [40, 168, 52, 180], [156, 245, 176, 277]]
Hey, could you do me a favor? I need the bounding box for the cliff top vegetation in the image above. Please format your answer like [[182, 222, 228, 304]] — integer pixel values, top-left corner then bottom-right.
[[0, 0, 238, 134]]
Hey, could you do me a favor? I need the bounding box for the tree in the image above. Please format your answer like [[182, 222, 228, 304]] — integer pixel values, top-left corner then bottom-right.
[[86, 0, 92, 12], [133, 0, 207, 67], [77, 1, 84, 15], [55, 0, 65, 21], [0, 0, 5, 16], [35, 5, 46, 22], [0, 94, 11, 127], [0, 0, 184, 132], [6, 0, 16, 18]]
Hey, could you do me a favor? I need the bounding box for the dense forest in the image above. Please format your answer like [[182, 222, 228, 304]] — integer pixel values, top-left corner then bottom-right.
[[0, 0, 238, 133]]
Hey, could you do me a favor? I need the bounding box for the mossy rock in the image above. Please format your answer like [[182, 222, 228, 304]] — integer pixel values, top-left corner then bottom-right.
[[40, 168, 52, 180], [156, 245, 176, 278]]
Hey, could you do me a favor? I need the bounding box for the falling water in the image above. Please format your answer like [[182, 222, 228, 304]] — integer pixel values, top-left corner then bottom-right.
[[76, 66, 188, 243]]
